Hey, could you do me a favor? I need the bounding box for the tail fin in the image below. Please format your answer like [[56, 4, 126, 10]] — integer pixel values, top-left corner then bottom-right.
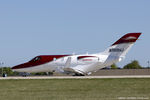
[[103, 33, 142, 58]]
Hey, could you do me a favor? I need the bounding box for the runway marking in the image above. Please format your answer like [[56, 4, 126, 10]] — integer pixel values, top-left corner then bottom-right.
[[0, 75, 150, 79]]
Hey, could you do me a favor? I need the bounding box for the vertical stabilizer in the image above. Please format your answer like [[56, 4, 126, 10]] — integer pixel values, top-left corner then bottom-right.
[[103, 33, 142, 65]]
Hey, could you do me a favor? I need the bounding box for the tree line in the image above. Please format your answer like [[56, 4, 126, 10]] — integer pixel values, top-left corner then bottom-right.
[[111, 60, 143, 69], [0, 60, 147, 76]]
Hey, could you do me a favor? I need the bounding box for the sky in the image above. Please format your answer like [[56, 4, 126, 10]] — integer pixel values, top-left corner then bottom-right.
[[0, 0, 149, 67]]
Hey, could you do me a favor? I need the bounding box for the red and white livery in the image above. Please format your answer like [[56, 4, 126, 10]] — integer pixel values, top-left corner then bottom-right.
[[12, 33, 142, 75]]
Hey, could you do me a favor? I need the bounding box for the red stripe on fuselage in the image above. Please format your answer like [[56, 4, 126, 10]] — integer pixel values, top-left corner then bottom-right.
[[77, 56, 96, 60], [12, 55, 70, 69]]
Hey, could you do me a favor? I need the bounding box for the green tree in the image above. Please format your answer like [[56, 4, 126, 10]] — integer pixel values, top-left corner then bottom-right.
[[111, 64, 118, 69], [123, 60, 142, 69], [0, 67, 20, 76]]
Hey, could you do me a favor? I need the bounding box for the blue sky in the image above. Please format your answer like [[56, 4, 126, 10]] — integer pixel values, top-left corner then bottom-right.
[[0, 0, 149, 67]]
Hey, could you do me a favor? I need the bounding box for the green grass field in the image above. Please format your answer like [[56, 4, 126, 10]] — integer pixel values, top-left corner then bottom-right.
[[0, 78, 150, 100]]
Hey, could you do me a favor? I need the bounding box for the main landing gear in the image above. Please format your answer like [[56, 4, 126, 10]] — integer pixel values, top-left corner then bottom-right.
[[72, 73, 85, 76]]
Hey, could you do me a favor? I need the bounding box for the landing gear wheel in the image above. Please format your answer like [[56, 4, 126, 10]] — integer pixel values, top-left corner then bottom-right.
[[72, 73, 85, 76]]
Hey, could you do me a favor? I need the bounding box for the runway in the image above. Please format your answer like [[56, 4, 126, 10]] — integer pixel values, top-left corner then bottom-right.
[[0, 75, 150, 79]]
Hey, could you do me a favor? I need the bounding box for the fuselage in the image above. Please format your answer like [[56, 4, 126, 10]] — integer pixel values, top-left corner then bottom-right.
[[12, 54, 110, 75]]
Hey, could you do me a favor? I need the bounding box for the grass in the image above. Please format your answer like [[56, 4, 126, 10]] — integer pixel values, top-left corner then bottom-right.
[[0, 78, 150, 100]]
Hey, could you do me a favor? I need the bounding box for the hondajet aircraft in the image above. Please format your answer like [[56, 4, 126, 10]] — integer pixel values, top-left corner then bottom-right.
[[12, 33, 141, 76]]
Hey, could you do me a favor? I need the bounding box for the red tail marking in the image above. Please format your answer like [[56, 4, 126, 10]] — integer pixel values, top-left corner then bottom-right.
[[112, 33, 142, 46]]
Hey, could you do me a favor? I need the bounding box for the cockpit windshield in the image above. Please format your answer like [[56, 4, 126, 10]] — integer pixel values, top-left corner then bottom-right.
[[30, 56, 41, 62]]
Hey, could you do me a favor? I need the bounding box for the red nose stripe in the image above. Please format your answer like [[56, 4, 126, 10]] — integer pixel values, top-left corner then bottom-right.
[[112, 33, 142, 46], [12, 55, 70, 69]]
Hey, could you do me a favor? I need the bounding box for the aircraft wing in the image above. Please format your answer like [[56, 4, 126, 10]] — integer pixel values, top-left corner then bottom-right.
[[63, 57, 85, 75]]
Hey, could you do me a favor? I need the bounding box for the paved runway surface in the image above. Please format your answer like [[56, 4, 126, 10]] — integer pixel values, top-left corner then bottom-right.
[[0, 75, 150, 79]]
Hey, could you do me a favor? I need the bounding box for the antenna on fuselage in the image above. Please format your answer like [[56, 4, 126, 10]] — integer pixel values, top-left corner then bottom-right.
[[86, 52, 89, 55]]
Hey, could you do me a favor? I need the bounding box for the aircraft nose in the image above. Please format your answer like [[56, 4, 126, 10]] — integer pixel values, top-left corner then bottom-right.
[[12, 63, 33, 72], [12, 65, 18, 69], [12, 65, 20, 70], [12, 63, 31, 70]]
